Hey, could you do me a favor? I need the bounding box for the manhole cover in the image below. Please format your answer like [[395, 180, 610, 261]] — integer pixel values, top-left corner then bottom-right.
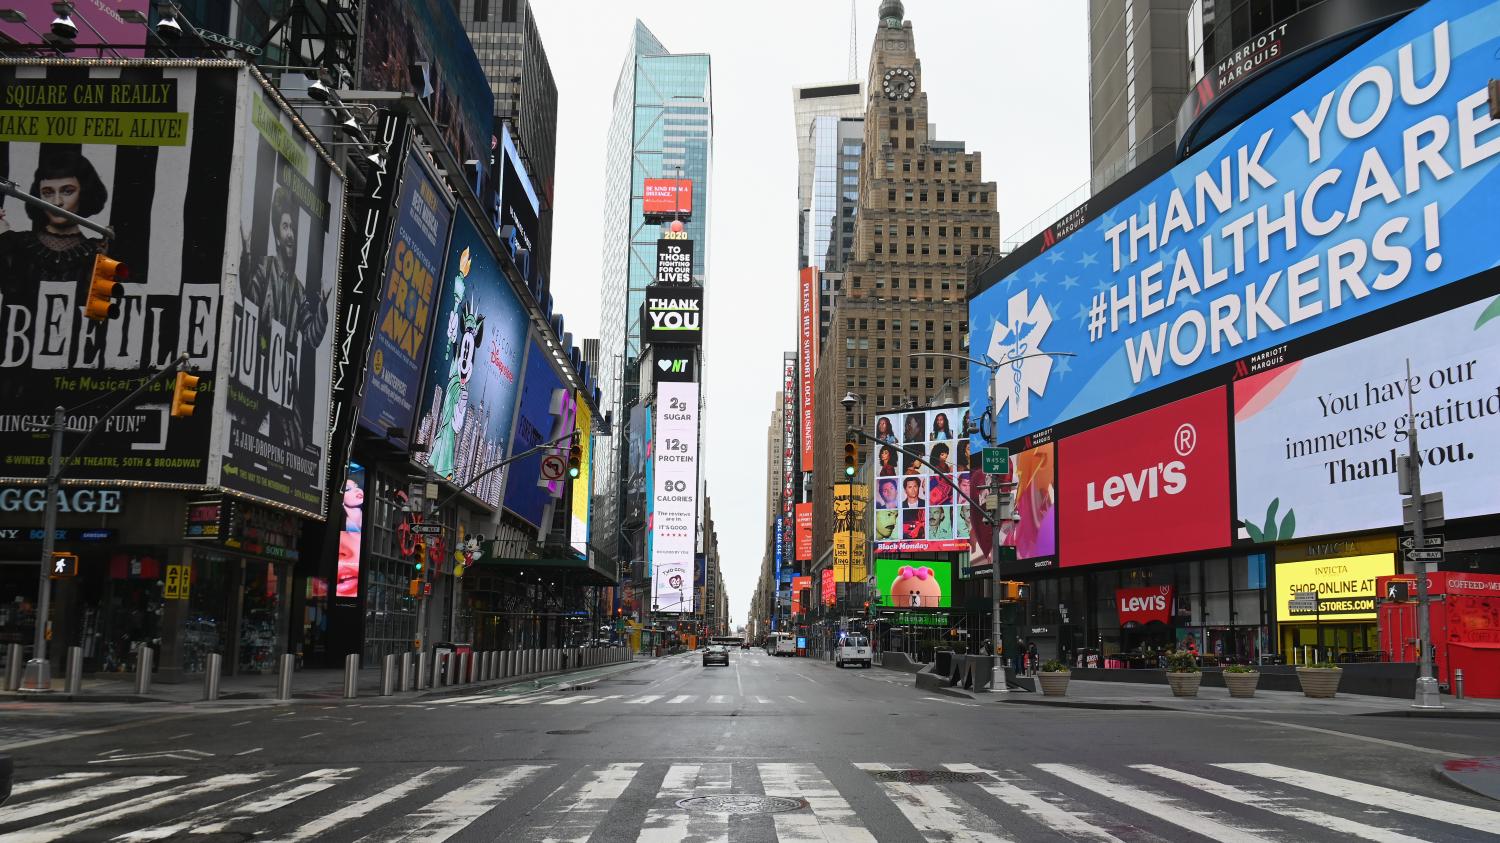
[[870, 769, 983, 784], [676, 795, 806, 814], [545, 729, 590, 735]]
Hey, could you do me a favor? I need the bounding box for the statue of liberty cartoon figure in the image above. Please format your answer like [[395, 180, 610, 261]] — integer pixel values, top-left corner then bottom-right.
[[430, 247, 485, 480]]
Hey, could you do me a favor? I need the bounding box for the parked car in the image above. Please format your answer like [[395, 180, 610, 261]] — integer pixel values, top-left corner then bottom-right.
[[836, 635, 873, 669], [702, 643, 730, 667]]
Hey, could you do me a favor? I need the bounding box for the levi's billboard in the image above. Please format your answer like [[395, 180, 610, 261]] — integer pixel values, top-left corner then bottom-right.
[[1116, 585, 1175, 625], [1059, 389, 1230, 568], [970, 0, 1500, 446]]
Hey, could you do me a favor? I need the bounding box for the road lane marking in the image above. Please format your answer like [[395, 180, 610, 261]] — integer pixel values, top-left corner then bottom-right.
[[762, 762, 877, 842], [639, 763, 733, 842], [857, 762, 1010, 842], [0, 775, 183, 825], [946, 764, 1128, 842], [1134, 764, 1425, 843], [235, 747, 263, 756], [353, 764, 550, 843], [754, 696, 771, 704], [117, 768, 359, 841], [787, 695, 806, 704], [1035, 764, 1276, 843], [1218, 763, 1500, 835], [525, 762, 641, 842], [709, 695, 730, 704], [582, 694, 622, 704], [7, 772, 109, 797], [667, 695, 692, 704], [263, 766, 458, 842], [0, 773, 269, 843], [1205, 715, 1463, 758], [541, 696, 585, 705], [624, 695, 662, 704]]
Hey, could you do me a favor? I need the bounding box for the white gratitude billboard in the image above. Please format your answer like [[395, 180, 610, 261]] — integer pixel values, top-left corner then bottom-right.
[[1234, 294, 1500, 541], [651, 381, 699, 613]]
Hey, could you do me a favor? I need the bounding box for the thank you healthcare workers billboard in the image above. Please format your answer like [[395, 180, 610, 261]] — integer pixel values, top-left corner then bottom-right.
[[970, 0, 1500, 444]]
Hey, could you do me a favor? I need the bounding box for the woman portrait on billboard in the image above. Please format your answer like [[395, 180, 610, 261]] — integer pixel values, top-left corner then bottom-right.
[[878, 445, 899, 477], [875, 416, 898, 445], [931, 411, 953, 441], [957, 439, 971, 470], [903, 412, 925, 444], [0, 150, 110, 294], [904, 444, 928, 476], [930, 442, 953, 474]]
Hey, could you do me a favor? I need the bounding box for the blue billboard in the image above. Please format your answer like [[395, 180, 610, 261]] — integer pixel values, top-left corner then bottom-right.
[[503, 338, 576, 529], [362, 148, 452, 437], [970, 0, 1500, 443], [413, 211, 528, 509]]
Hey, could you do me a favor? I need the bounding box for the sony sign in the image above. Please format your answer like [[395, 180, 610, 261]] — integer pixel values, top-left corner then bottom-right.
[[0, 488, 122, 514]]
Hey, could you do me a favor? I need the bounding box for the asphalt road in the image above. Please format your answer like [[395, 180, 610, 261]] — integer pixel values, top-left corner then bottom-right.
[[2, 649, 1499, 841]]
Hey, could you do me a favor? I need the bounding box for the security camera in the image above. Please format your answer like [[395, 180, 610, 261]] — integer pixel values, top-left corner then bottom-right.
[[841, 392, 859, 411], [50, 14, 77, 39], [155, 15, 182, 40], [307, 79, 331, 102]]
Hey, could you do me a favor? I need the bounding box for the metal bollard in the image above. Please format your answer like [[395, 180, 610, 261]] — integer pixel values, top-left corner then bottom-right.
[[503, 650, 514, 677], [343, 653, 360, 699], [381, 654, 397, 696], [459, 652, 472, 684], [203, 653, 222, 701], [416, 651, 430, 690], [66, 646, 83, 694], [276, 653, 295, 701], [1455, 668, 1465, 700], [484, 651, 494, 680], [134, 644, 154, 694], [4, 643, 23, 691], [399, 652, 413, 692]]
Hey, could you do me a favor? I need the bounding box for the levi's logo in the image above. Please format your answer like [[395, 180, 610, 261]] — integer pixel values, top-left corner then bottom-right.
[[1087, 461, 1186, 510], [1119, 593, 1167, 613]]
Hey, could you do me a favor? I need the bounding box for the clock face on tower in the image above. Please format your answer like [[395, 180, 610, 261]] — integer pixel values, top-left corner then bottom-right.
[[882, 67, 915, 101]]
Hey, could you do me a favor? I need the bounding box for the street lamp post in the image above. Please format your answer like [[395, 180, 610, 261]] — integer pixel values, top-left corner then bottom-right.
[[840, 391, 868, 650], [907, 350, 1075, 678]]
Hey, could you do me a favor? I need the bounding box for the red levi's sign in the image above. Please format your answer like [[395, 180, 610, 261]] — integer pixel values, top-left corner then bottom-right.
[[1058, 388, 1230, 568], [1117, 585, 1174, 625]]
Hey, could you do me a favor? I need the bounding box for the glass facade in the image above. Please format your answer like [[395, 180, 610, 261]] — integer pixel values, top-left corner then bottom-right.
[[361, 469, 420, 664], [596, 23, 712, 566], [1188, 0, 1330, 83], [807, 116, 841, 273]]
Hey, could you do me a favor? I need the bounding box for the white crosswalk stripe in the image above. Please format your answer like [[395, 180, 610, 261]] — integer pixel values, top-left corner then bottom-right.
[[623, 694, 662, 704], [0, 759, 1492, 842], [667, 694, 693, 704]]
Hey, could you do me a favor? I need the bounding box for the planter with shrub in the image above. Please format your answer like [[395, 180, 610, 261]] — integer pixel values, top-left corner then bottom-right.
[[1165, 650, 1202, 698], [1037, 660, 1070, 697], [1222, 664, 1260, 698], [1296, 662, 1343, 698]]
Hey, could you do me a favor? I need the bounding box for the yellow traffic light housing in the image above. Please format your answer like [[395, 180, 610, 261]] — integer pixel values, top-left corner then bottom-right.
[[568, 433, 583, 478], [171, 371, 200, 418], [85, 253, 127, 321], [843, 440, 858, 477]]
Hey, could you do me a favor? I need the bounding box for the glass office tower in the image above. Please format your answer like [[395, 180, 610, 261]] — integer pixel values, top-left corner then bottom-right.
[[596, 21, 713, 575]]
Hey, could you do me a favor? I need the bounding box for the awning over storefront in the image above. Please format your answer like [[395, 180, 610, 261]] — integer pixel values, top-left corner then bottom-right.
[[478, 553, 616, 586]]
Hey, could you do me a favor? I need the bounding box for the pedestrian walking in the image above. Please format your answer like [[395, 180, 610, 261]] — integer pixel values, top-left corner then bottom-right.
[[1027, 640, 1039, 676]]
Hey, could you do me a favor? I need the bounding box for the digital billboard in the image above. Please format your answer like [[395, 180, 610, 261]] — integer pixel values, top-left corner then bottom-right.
[[643, 178, 693, 217], [497, 124, 541, 278], [832, 483, 868, 582], [362, 146, 453, 437], [970, 440, 1057, 568], [821, 569, 836, 606], [217, 78, 345, 517], [0, 65, 233, 488], [794, 502, 813, 561], [1275, 554, 1394, 622], [970, 0, 1500, 445], [642, 285, 703, 347], [503, 339, 576, 530], [791, 575, 812, 617], [799, 267, 817, 472], [1058, 389, 1230, 568], [0, 2, 148, 57], [413, 211, 528, 509], [570, 397, 593, 557], [650, 380, 699, 610], [337, 463, 366, 598], [875, 559, 953, 609], [1236, 293, 1500, 541], [872, 405, 969, 554], [655, 239, 694, 286]]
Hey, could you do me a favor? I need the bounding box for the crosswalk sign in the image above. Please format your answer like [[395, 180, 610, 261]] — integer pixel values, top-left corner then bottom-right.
[[49, 552, 78, 578]]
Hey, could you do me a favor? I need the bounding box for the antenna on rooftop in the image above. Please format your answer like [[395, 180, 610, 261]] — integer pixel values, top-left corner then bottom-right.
[[848, 0, 858, 80]]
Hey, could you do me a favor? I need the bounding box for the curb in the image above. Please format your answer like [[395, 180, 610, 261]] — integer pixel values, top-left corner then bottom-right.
[[415, 657, 650, 701], [1433, 758, 1500, 802], [1000, 697, 1168, 711], [1358, 709, 1500, 720]]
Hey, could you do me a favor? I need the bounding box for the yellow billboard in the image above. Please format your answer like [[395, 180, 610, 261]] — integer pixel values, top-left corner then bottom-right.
[[832, 483, 869, 582], [1275, 554, 1395, 622]]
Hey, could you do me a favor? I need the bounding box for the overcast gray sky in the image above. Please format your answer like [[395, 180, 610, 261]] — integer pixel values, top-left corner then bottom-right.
[[529, 0, 1091, 628]]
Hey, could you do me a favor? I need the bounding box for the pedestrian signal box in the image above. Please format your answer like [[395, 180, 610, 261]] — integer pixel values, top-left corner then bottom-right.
[[50, 552, 79, 578]]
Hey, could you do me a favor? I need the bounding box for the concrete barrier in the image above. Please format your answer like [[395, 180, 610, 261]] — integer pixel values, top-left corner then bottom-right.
[[879, 651, 926, 673]]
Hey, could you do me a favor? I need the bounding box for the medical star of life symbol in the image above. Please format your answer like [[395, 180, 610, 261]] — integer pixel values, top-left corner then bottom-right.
[[987, 290, 1054, 424]]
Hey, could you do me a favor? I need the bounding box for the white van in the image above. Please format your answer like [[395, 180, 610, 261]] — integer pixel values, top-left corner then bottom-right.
[[835, 635, 872, 668]]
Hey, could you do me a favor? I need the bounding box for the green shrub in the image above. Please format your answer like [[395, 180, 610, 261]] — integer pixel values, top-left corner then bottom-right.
[[1223, 664, 1257, 673], [1165, 650, 1200, 673], [1302, 661, 1342, 669], [1040, 659, 1069, 673]]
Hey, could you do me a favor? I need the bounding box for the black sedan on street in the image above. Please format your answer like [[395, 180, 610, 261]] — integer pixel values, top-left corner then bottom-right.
[[701, 643, 730, 666]]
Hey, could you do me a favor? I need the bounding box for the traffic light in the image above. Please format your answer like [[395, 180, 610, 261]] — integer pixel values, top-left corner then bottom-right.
[[998, 580, 1030, 602], [568, 433, 583, 478], [170, 371, 200, 418], [843, 439, 858, 477], [84, 253, 127, 320], [49, 552, 79, 578], [408, 578, 421, 596]]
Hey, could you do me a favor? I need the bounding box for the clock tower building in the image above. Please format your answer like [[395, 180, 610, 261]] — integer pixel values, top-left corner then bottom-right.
[[810, 0, 1000, 592]]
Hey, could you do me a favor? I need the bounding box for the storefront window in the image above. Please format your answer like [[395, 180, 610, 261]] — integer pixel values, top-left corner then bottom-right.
[[97, 554, 164, 673], [239, 561, 286, 674], [182, 554, 232, 675]]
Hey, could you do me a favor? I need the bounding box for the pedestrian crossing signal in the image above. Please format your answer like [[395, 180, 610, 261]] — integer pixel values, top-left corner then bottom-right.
[[171, 371, 200, 418], [844, 440, 858, 476], [49, 552, 78, 578], [85, 254, 127, 320]]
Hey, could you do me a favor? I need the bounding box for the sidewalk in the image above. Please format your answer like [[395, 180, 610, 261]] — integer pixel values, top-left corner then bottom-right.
[[980, 678, 1500, 718], [0, 652, 655, 705]]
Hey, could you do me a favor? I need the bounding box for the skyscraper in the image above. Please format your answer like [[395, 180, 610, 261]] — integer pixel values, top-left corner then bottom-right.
[[596, 22, 713, 584], [794, 82, 865, 269], [1087, 0, 1192, 191], [810, 0, 999, 573], [458, 0, 560, 285]]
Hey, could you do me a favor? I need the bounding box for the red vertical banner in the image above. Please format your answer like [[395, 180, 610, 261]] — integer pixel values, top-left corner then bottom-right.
[[821, 569, 836, 606], [799, 267, 817, 472], [794, 502, 813, 561], [792, 575, 813, 617]]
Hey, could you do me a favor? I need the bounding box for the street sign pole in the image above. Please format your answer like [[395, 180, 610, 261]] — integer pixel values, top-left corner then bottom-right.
[[1402, 358, 1441, 709]]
